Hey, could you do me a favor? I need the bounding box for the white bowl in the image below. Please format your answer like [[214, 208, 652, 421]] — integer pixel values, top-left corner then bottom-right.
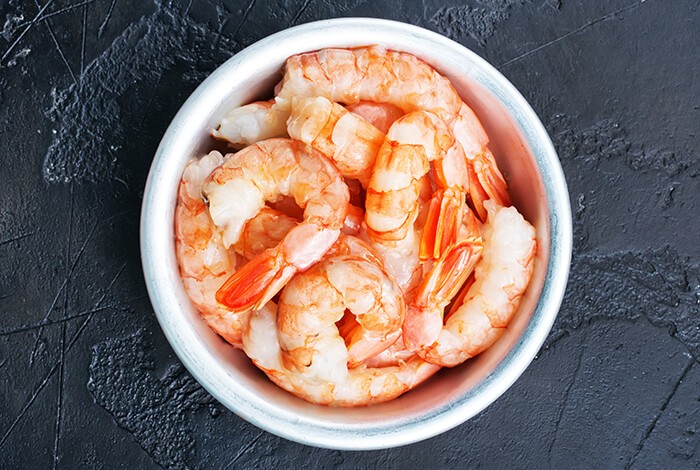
[[140, 18, 572, 450]]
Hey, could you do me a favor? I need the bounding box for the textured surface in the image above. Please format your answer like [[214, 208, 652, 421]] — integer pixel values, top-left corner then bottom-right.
[[1, 0, 698, 467]]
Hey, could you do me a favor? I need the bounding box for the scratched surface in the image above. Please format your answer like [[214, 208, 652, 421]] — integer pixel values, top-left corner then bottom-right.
[[0, 0, 698, 468]]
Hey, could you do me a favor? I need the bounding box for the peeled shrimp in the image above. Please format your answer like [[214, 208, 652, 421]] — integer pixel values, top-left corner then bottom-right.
[[364, 111, 469, 262], [175, 152, 246, 347], [287, 96, 385, 187], [176, 152, 305, 346], [277, 236, 404, 370], [176, 151, 357, 345], [201, 138, 349, 313], [243, 240, 441, 406], [358, 174, 432, 294], [403, 201, 536, 367], [346, 101, 404, 134], [275, 46, 462, 123], [212, 100, 288, 146]]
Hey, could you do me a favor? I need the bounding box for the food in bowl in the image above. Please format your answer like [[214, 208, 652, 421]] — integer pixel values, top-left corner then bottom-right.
[[174, 46, 536, 406]]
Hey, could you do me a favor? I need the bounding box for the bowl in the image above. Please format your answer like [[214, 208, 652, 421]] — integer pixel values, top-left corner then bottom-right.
[[140, 18, 572, 450]]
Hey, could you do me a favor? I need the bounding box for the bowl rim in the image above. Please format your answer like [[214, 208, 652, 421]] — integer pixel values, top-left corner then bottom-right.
[[140, 17, 572, 450]]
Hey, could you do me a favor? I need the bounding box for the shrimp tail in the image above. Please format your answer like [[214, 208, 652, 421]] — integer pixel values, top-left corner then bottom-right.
[[469, 153, 511, 221], [467, 163, 490, 222], [417, 239, 483, 314], [404, 239, 483, 351], [215, 249, 295, 312], [419, 188, 465, 261]]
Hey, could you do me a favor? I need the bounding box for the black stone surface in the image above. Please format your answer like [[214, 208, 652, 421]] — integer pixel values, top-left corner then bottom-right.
[[1, 0, 698, 468]]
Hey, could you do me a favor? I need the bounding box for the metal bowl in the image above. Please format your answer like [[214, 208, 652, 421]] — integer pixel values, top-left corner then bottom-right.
[[140, 18, 572, 450]]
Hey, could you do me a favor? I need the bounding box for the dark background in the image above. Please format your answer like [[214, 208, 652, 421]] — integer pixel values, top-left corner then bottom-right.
[[1, 0, 698, 468]]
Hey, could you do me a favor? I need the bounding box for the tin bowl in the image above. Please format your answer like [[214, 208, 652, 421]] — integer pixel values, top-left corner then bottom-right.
[[140, 18, 572, 450]]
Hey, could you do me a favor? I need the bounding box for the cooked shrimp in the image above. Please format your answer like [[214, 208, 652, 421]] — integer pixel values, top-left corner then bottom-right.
[[175, 152, 246, 347], [275, 47, 509, 222], [243, 303, 440, 406], [275, 46, 462, 123], [403, 201, 536, 367], [212, 100, 288, 147], [176, 151, 308, 346], [201, 138, 349, 313], [287, 96, 384, 187], [346, 101, 404, 134], [397, 205, 482, 352], [277, 236, 403, 370], [365, 111, 469, 261]]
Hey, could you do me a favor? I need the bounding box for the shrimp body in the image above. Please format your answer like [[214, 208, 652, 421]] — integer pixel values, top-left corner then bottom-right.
[[241, 236, 440, 406], [346, 101, 404, 134], [243, 303, 440, 407], [202, 138, 350, 313], [287, 96, 384, 187], [278, 236, 404, 370], [404, 201, 536, 367], [212, 101, 288, 147], [175, 152, 246, 347], [176, 152, 306, 347]]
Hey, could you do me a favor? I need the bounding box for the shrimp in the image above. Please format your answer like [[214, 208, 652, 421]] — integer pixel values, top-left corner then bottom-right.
[[365, 111, 469, 261], [346, 101, 404, 134], [201, 138, 349, 314], [243, 302, 440, 407], [275, 46, 462, 123], [277, 236, 404, 370], [403, 201, 536, 367], [175, 152, 246, 347], [176, 151, 307, 346], [212, 100, 288, 147], [275, 46, 509, 222], [287, 96, 385, 187]]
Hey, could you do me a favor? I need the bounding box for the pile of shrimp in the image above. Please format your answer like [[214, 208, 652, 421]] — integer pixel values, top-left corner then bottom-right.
[[175, 46, 537, 406]]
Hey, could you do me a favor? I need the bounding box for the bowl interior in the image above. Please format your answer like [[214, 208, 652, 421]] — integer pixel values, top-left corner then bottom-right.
[[142, 19, 566, 449]]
